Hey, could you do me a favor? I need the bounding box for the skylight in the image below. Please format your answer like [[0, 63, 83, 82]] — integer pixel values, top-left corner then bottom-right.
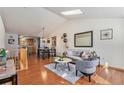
[[61, 9, 83, 16]]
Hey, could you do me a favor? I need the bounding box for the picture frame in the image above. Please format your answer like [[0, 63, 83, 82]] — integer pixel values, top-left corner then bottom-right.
[[74, 31, 93, 47], [51, 36, 56, 47], [8, 39, 15, 44], [47, 38, 50, 43], [100, 28, 113, 40]]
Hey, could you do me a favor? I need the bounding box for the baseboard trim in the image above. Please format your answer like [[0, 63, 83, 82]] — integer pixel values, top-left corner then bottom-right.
[[100, 65, 124, 72], [109, 66, 124, 72]]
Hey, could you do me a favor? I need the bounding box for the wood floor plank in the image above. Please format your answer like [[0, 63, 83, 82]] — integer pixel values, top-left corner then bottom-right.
[[17, 55, 124, 85]]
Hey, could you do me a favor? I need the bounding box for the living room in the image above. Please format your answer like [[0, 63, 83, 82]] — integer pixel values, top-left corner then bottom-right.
[[0, 7, 124, 86]]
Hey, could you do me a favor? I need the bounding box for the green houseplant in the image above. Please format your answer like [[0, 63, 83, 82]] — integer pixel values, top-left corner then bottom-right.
[[0, 48, 7, 66]]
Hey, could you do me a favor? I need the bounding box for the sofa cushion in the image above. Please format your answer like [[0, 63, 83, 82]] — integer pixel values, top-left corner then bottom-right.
[[67, 55, 83, 61], [66, 50, 73, 56]]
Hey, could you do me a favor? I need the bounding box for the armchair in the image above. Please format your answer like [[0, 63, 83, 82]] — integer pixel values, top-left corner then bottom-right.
[[76, 59, 99, 82]]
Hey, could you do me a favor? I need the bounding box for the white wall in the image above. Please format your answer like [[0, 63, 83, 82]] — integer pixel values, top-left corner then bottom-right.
[[0, 16, 5, 48], [49, 18, 124, 69], [122, 20, 124, 69]]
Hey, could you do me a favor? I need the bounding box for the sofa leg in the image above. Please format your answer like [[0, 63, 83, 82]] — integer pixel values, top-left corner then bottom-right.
[[89, 75, 91, 82], [76, 70, 78, 76]]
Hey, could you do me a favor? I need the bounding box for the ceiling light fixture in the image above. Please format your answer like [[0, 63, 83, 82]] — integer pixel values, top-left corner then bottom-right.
[[61, 9, 83, 16], [41, 26, 45, 39]]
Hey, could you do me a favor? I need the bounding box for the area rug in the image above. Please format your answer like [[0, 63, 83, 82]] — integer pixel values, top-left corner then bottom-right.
[[44, 63, 83, 84]]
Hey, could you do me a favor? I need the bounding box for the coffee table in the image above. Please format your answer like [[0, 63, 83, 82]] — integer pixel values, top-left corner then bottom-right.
[[54, 57, 72, 71]]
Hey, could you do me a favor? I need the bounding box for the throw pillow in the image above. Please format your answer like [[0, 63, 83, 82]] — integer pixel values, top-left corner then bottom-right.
[[80, 51, 90, 60], [89, 51, 97, 60], [80, 51, 97, 61]]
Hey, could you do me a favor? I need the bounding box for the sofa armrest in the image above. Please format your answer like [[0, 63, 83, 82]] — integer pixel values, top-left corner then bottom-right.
[[67, 56, 82, 61]]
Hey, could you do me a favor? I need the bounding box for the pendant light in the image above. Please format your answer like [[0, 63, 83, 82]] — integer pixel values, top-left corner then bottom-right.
[[41, 26, 45, 39]]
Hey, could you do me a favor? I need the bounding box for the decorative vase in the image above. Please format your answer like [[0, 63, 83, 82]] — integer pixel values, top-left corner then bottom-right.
[[63, 33, 67, 37], [63, 38, 67, 43]]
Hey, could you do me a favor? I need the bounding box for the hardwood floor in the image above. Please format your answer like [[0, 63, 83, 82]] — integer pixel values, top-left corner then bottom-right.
[[17, 55, 124, 85]]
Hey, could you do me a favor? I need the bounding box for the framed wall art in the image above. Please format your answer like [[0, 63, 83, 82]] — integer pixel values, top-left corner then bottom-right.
[[100, 28, 113, 40], [51, 36, 56, 47], [74, 31, 93, 47], [8, 39, 15, 44]]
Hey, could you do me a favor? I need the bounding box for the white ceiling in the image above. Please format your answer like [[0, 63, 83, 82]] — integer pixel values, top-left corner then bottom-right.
[[0, 7, 124, 37], [47, 7, 124, 19], [0, 7, 66, 37]]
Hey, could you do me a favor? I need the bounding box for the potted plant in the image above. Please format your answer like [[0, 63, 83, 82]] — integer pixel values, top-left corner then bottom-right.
[[0, 48, 7, 66]]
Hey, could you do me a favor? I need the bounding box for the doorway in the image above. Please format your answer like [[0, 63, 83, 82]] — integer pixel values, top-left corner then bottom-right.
[[19, 36, 40, 56], [19, 36, 40, 70]]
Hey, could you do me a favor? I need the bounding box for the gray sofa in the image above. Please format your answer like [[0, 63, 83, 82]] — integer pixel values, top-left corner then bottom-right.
[[66, 49, 100, 65], [66, 49, 90, 61]]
